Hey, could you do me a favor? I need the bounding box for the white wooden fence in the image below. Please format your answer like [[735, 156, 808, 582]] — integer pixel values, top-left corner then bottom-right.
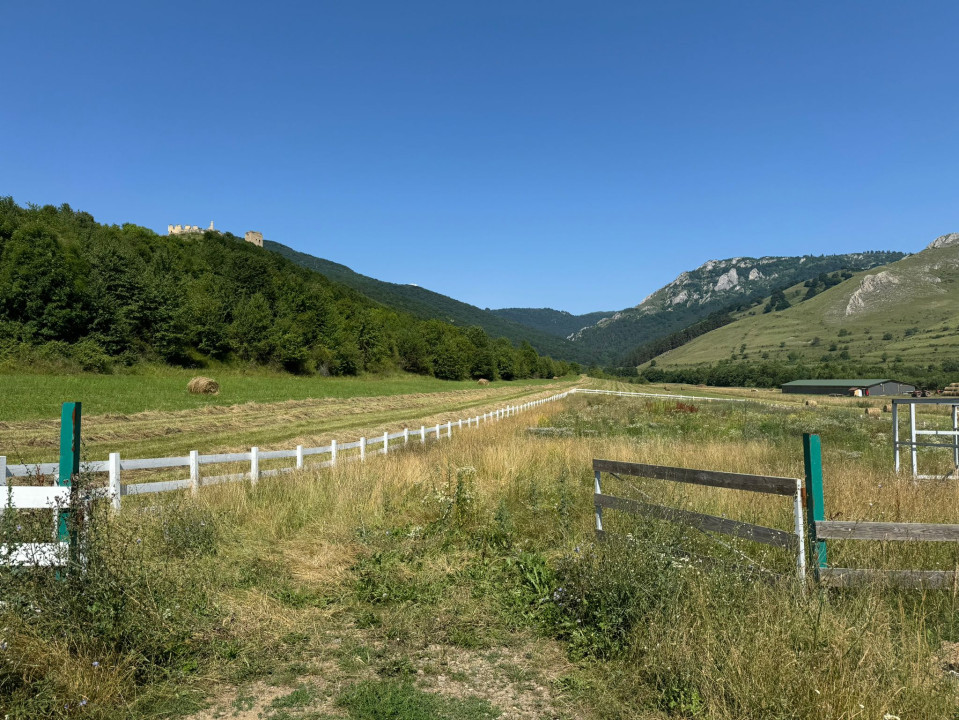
[[1, 391, 572, 550], [0, 385, 780, 568]]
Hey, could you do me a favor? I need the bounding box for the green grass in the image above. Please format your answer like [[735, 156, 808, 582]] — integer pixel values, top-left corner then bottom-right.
[[652, 244, 959, 368], [336, 679, 500, 720], [0, 368, 559, 422]]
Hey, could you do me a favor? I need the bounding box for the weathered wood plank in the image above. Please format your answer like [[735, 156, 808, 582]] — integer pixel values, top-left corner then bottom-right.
[[593, 459, 797, 496], [820, 567, 957, 589], [815, 520, 959, 542], [594, 493, 796, 549]]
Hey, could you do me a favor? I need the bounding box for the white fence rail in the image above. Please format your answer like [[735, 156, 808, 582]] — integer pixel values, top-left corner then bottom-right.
[[892, 398, 959, 479], [572, 388, 745, 404], [1, 391, 574, 522], [0, 384, 764, 568]]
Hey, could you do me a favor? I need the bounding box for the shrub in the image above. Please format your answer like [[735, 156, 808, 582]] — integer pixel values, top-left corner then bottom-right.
[[552, 532, 682, 659]]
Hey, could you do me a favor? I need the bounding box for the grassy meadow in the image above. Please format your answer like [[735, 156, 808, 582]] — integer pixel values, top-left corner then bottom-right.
[[0, 371, 573, 463], [0, 368, 567, 422], [2, 386, 959, 719]]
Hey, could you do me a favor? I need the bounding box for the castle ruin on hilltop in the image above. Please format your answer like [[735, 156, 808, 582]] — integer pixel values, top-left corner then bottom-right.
[[168, 221, 219, 235], [166, 221, 264, 247]]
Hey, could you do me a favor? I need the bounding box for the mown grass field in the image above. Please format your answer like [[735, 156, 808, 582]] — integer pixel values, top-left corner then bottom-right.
[[3, 383, 959, 719], [0, 368, 566, 422], [0, 372, 572, 463]]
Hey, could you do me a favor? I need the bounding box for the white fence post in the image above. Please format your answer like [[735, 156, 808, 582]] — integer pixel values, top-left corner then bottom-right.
[[404, 427, 409, 444], [458, 419, 462, 430], [360, 437, 366, 461], [909, 404, 918, 477], [296, 445, 304, 469], [383, 431, 389, 455], [435, 423, 440, 439], [447, 421, 452, 438], [421, 426, 425, 443], [331, 439, 337, 466], [108, 452, 121, 511], [794, 477, 807, 588], [953, 404, 959, 470], [250, 447, 260, 484], [190, 450, 200, 495], [594, 469, 603, 534]]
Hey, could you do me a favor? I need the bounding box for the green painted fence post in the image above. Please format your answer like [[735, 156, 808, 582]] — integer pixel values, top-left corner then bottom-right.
[[802, 432, 827, 580], [58, 402, 81, 564]]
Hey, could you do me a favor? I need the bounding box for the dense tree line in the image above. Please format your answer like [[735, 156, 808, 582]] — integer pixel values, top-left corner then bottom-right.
[[0, 198, 574, 380]]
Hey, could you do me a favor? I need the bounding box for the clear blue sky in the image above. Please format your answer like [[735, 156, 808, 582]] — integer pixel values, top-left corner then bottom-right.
[[3, 2, 957, 314]]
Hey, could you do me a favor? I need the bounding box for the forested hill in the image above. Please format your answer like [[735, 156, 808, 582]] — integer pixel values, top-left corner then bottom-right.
[[0, 198, 574, 380], [489, 307, 613, 339], [266, 241, 597, 364]]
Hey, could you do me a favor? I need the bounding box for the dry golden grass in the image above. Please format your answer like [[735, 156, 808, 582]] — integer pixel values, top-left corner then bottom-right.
[[7, 386, 959, 718]]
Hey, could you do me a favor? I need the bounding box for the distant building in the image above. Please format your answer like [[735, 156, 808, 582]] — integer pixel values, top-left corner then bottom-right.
[[169, 221, 219, 236], [781, 379, 915, 396], [166, 222, 263, 247]]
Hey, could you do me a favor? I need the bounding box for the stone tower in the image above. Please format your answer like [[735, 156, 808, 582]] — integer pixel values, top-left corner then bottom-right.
[[245, 231, 264, 247]]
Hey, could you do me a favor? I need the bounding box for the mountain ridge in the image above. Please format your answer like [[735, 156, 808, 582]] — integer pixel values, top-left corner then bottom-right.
[[646, 236, 959, 370], [566, 251, 906, 363]]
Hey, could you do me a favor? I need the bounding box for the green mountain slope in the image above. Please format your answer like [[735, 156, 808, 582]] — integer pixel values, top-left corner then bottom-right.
[[569, 251, 905, 363], [0, 198, 572, 380], [489, 307, 613, 339], [651, 235, 959, 369], [266, 241, 596, 364]]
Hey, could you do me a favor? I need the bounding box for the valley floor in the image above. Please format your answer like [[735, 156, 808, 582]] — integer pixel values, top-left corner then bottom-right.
[[4, 380, 958, 719], [0, 373, 573, 462]]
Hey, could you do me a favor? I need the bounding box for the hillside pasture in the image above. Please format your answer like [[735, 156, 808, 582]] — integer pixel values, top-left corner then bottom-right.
[[651, 244, 959, 369]]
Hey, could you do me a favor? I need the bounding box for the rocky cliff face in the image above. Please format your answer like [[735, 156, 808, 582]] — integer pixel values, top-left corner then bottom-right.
[[928, 233, 959, 249], [567, 251, 906, 363]]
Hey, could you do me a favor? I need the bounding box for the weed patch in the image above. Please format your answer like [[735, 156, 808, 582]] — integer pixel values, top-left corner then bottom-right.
[[336, 679, 500, 720]]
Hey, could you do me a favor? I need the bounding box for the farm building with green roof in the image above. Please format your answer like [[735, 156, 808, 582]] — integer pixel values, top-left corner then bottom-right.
[[781, 379, 915, 396]]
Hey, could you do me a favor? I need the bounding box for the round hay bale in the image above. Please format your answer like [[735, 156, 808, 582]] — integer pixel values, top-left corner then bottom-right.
[[188, 376, 220, 395], [883, 403, 893, 413], [804, 400, 818, 407], [477, 378, 490, 386], [865, 407, 881, 417]]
